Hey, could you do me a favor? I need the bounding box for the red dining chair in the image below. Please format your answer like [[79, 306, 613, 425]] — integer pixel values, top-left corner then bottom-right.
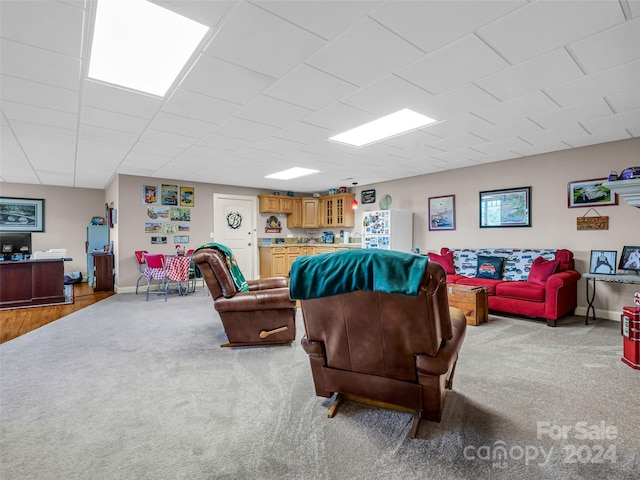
[[134, 250, 149, 295], [144, 253, 169, 301]]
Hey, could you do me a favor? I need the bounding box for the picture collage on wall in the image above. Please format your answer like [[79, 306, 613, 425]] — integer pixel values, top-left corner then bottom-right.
[[143, 184, 193, 246]]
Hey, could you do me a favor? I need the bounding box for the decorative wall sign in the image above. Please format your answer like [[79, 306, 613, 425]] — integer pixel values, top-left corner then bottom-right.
[[151, 236, 167, 244], [162, 222, 178, 234], [361, 189, 376, 204], [180, 186, 194, 207], [265, 215, 281, 233], [142, 185, 158, 205], [145, 222, 162, 234], [170, 207, 191, 221], [174, 235, 189, 244], [161, 184, 178, 205], [576, 209, 608, 230], [147, 206, 169, 220], [226, 211, 243, 229]]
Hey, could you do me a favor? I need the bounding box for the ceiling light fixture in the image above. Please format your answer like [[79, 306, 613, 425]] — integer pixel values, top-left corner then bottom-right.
[[88, 0, 209, 97], [329, 109, 437, 147], [265, 167, 319, 180]]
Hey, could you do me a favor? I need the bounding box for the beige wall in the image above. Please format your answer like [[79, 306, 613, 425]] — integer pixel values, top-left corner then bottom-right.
[[0, 183, 105, 276], [351, 137, 640, 320], [1, 137, 637, 320]]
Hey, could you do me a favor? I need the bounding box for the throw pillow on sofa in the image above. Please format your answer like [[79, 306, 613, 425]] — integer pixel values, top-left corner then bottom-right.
[[476, 255, 505, 280], [527, 256, 560, 286], [428, 250, 455, 274]]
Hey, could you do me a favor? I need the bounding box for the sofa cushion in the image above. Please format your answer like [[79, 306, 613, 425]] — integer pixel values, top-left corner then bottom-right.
[[476, 255, 505, 280], [527, 256, 560, 286], [455, 277, 502, 295], [495, 281, 545, 302], [555, 249, 574, 272], [429, 250, 455, 274]]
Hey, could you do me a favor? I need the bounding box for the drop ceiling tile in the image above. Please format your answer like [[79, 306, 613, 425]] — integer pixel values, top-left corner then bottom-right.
[[129, 142, 184, 158], [519, 124, 590, 146], [77, 138, 131, 160], [83, 80, 162, 118], [214, 117, 278, 142], [152, 0, 233, 27], [1, 75, 79, 113], [430, 133, 486, 151], [371, 0, 525, 54], [184, 144, 236, 159], [0, 125, 38, 183], [511, 142, 573, 157], [478, 0, 624, 63], [530, 99, 613, 130], [0, 0, 83, 57], [250, 137, 305, 155], [196, 133, 250, 151], [475, 48, 584, 101], [570, 17, 640, 73], [1, 39, 81, 91], [274, 122, 334, 144], [235, 96, 313, 128], [606, 89, 640, 113], [149, 112, 216, 138], [567, 131, 633, 148], [2, 101, 77, 130], [17, 137, 76, 170], [204, 2, 325, 78], [264, 65, 357, 111], [379, 129, 442, 149], [474, 91, 558, 124], [473, 136, 532, 155], [630, 1, 640, 17], [302, 102, 375, 133], [425, 113, 492, 138], [138, 129, 198, 149], [11, 120, 76, 143], [256, 0, 383, 40], [341, 75, 432, 116], [306, 17, 424, 87], [163, 88, 240, 124], [79, 125, 138, 146], [397, 34, 509, 95], [431, 147, 485, 164], [545, 60, 640, 107], [179, 54, 276, 104], [470, 118, 543, 142], [582, 110, 640, 137], [417, 84, 499, 121], [81, 106, 149, 134], [36, 171, 75, 187]]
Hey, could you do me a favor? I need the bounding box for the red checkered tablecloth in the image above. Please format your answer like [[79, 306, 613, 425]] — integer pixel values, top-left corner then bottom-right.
[[165, 256, 191, 282]]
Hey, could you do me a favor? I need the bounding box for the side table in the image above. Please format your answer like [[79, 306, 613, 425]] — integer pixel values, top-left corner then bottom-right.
[[583, 273, 640, 325]]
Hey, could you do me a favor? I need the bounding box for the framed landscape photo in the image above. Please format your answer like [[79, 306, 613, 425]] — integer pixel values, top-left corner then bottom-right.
[[479, 187, 531, 228], [618, 246, 640, 272], [0, 197, 45, 232], [428, 195, 455, 231], [568, 178, 617, 208], [589, 250, 617, 275]]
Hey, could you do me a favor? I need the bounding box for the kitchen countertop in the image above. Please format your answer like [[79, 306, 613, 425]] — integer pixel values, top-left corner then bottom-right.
[[258, 243, 361, 248]]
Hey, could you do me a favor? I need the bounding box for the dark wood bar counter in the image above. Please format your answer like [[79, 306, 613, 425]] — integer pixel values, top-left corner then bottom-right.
[[0, 258, 66, 309]]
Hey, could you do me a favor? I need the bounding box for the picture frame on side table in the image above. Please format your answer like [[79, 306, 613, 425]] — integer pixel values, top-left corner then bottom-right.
[[568, 178, 617, 208], [428, 195, 455, 231], [479, 187, 531, 228], [619, 246, 640, 272], [589, 250, 617, 275], [0, 197, 45, 232]]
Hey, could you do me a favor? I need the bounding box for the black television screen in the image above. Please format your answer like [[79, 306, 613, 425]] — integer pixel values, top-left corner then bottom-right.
[[0, 232, 31, 255]]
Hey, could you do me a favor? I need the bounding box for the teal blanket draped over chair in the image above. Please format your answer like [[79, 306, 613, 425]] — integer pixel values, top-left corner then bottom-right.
[[195, 243, 249, 292], [289, 249, 429, 300]]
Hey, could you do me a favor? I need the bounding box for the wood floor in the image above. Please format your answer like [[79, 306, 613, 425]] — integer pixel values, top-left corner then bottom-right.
[[0, 283, 115, 344]]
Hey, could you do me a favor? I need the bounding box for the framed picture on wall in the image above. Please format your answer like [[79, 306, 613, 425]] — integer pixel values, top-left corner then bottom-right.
[[479, 187, 531, 228], [567, 179, 617, 208], [161, 184, 178, 206], [180, 186, 194, 207], [428, 195, 455, 231], [589, 250, 617, 275], [142, 185, 158, 205], [0, 197, 45, 232]]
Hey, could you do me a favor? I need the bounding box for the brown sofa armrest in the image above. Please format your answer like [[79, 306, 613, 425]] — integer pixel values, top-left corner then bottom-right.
[[415, 307, 467, 377], [214, 287, 295, 313], [247, 277, 288, 290], [301, 336, 325, 356]]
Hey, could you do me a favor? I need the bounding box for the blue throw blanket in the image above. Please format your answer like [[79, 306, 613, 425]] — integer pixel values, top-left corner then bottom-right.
[[289, 249, 429, 300]]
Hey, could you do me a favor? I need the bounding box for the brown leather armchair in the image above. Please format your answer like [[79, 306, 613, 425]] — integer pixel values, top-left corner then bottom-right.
[[193, 247, 296, 347], [291, 251, 466, 438]]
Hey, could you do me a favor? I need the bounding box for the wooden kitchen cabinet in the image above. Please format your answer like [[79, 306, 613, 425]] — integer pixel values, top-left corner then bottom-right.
[[301, 198, 319, 228], [287, 198, 303, 228], [258, 194, 293, 213], [319, 194, 355, 228], [259, 245, 319, 278]]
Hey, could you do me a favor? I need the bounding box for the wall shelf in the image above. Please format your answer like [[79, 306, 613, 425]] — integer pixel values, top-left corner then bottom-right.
[[603, 178, 640, 207]]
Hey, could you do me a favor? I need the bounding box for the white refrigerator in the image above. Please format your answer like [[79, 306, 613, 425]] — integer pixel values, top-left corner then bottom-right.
[[362, 210, 413, 252]]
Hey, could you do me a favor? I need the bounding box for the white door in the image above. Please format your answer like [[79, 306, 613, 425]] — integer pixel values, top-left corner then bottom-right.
[[213, 193, 257, 280]]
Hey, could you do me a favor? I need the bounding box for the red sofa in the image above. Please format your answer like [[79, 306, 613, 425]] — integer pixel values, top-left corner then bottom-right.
[[428, 248, 581, 326]]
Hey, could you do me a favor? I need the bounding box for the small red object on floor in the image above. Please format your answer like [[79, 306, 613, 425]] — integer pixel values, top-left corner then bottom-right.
[[621, 306, 640, 370]]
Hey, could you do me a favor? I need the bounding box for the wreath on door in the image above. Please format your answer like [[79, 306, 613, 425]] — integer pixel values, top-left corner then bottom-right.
[[226, 211, 243, 229]]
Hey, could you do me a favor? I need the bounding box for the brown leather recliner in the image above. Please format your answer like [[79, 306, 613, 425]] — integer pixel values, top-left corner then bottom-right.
[[292, 254, 466, 438], [193, 248, 296, 347]]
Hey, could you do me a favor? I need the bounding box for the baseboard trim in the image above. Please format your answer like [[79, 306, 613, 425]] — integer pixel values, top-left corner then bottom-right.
[[574, 306, 620, 322]]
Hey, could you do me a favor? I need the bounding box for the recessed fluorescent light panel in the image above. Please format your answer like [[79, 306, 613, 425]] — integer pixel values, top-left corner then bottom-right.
[[89, 0, 209, 97], [329, 109, 437, 147], [265, 167, 319, 180]]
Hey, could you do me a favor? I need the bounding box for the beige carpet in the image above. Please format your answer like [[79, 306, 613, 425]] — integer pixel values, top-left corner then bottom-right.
[[0, 290, 638, 480]]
